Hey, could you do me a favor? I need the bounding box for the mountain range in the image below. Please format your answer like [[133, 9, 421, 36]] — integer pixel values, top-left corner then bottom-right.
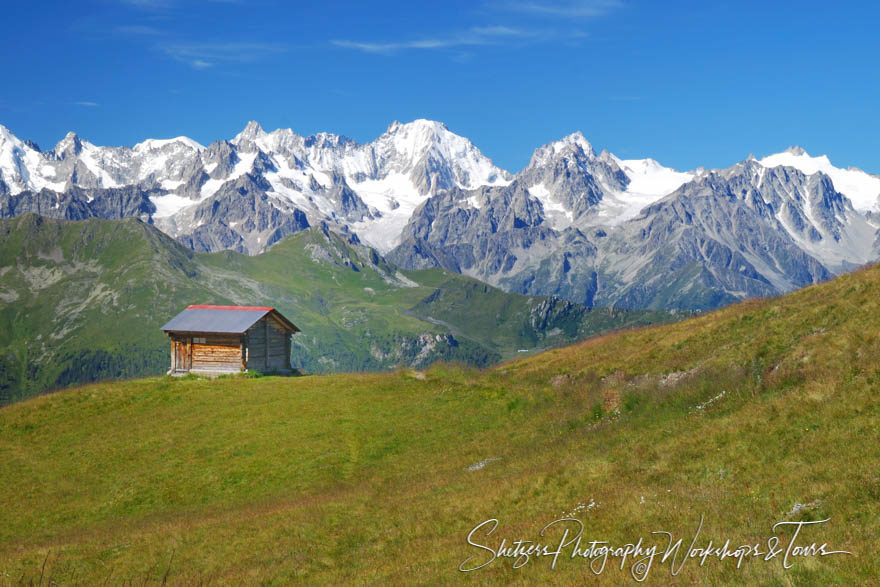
[[2, 120, 879, 309]]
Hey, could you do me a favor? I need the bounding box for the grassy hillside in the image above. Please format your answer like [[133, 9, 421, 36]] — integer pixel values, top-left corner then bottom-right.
[[0, 214, 675, 405], [1, 260, 878, 583]]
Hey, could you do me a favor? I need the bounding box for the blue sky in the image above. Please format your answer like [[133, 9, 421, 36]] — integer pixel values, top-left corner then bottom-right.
[[2, 1, 878, 173]]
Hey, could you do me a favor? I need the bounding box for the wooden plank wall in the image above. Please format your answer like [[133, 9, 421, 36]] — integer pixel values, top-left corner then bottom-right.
[[266, 316, 290, 370], [245, 316, 291, 371], [191, 334, 243, 372], [245, 322, 266, 367]]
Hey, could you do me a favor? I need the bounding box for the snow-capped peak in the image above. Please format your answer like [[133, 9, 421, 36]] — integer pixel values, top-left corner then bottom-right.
[[611, 155, 694, 197], [0, 124, 16, 142], [0, 125, 32, 155], [232, 120, 267, 145], [378, 119, 457, 160], [760, 147, 827, 170], [342, 120, 511, 251], [759, 148, 880, 212], [579, 153, 695, 226], [0, 127, 68, 194], [53, 131, 84, 157], [528, 131, 596, 167], [551, 131, 595, 158], [559, 131, 595, 156], [134, 136, 205, 152], [371, 119, 512, 188], [385, 118, 448, 136]]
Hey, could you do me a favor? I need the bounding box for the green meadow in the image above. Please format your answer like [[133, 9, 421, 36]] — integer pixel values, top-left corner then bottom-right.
[[1, 262, 879, 583]]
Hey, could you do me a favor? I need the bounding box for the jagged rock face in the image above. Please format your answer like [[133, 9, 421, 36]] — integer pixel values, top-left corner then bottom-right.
[[2, 121, 879, 311], [518, 133, 627, 223], [158, 174, 311, 254], [390, 153, 875, 310], [0, 186, 156, 222], [597, 175, 834, 309], [388, 181, 560, 288]]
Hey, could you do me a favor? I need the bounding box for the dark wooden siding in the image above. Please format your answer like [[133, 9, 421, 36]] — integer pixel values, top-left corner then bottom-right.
[[245, 315, 291, 371]]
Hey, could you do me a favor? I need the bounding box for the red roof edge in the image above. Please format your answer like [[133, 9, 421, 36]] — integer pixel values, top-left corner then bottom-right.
[[186, 305, 275, 311]]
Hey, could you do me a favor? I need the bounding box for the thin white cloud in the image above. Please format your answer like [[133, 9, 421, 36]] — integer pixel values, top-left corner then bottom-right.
[[332, 25, 534, 55], [160, 42, 286, 69], [469, 25, 526, 36], [74, 101, 100, 107], [492, 0, 624, 18], [331, 1, 621, 56]]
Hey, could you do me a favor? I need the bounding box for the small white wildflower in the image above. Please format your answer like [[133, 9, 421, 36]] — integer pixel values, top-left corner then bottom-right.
[[466, 457, 501, 471], [692, 389, 726, 412]]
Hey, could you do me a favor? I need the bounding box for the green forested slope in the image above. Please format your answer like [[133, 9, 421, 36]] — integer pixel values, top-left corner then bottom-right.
[[0, 215, 674, 404]]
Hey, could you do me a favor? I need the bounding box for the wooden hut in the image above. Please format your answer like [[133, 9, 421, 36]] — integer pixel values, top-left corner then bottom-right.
[[160, 305, 300, 375]]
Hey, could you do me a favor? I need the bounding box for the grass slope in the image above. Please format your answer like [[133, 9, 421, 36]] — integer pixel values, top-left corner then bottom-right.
[[1, 261, 878, 583], [0, 214, 675, 405]]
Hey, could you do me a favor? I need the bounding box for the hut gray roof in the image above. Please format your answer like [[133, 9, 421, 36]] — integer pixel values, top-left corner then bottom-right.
[[160, 305, 299, 334]]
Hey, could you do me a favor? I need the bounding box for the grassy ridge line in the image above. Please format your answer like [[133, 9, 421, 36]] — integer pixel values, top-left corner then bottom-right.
[[0, 262, 877, 582], [0, 214, 676, 404]]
